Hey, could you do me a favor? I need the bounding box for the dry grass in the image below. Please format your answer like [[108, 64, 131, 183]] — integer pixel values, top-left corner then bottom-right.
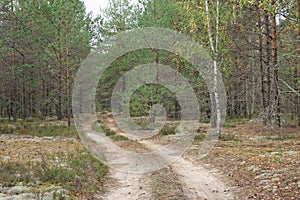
[[187, 122, 300, 199]]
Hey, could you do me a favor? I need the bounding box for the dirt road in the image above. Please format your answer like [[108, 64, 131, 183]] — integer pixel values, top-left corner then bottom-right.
[[92, 115, 235, 200]]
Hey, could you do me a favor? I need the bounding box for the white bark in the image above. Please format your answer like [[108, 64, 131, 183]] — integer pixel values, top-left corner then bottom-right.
[[205, 0, 215, 53], [205, 0, 222, 135], [279, 78, 300, 97]]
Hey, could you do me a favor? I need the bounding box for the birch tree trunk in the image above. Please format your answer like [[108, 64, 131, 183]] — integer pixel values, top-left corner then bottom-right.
[[205, 0, 222, 137]]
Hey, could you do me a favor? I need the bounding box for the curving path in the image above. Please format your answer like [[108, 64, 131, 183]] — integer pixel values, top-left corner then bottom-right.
[[87, 115, 235, 200]]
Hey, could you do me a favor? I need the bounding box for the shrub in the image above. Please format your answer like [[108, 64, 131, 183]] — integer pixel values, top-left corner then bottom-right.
[[159, 123, 176, 135], [0, 124, 15, 134], [133, 118, 149, 128], [194, 134, 206, 141], [100, 125, 116, 136], [220, 134, 241, 141], [111, 135, 129, 141]]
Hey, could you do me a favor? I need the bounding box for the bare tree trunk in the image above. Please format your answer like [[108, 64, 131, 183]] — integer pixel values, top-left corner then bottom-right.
[[66, 47, 71, 126], [150, 0, 159, 123], [264, 11, 272, 123], [296, 0, 300, 126], [271, 0, 281, 127], [251, 58, 256, 116], [10, 0, 17, 122], [21, 56, 27, 119], [257, 1, 268, 125], [245, 66, 250, 117], [56, 52, 63, 120]]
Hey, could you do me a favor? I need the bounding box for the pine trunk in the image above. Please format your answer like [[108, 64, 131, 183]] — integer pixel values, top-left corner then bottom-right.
[[257, 2, 267, 125], [297, 0, 300, 126], [271, 0, 281, 127]]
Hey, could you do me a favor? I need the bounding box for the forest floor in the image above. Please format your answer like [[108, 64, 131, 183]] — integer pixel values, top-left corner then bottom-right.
[[0, 115, 299, 199]]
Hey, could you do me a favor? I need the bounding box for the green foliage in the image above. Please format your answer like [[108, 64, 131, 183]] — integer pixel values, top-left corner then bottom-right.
[[97, 119, 104, 124], [129, 84, 180, 118], [111, 135, 129, 141], [159, 123, 177, 135], [92, 123, 129, 140], [102, 0, 136, 34], [0, 0, 299, 130], [223, 122, 237, 128], [199, 118, 210, 124], [0, 0, 92, 121], [224, 117, 251, 127], [100, 125, 116, 136], [96, 48, 199, 118], [137, 0, 178, 29], [0, 124, 15, 134], [194, 134, 206, 141], [0, 161, 34, 187]]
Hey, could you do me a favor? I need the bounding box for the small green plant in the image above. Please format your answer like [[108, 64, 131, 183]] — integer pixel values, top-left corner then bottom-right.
[[92, 123, 129, 141], [27, 125, 78, 138], [52, 190, 68, 200], [111, 135, 129, 141], [223, 122, 236, 128], [194, 134, 206, 141], [273, 146, 284, 163], [0, 161, 34, 186], [224, 117, 250, 126], [159, 123, 177, 135], [100, 125, 116, 136], [97, 119, 104, 124], [0, 124, 15, 134], [0, 118, 10, 123], [199, 118, 210, 123], [220, 133, 241, 141], [134, 118, 150, 128], [92, 122, 101, 132]]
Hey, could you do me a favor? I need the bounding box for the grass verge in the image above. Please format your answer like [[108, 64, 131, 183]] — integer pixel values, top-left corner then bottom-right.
[[92, 122, 129, 141], [0, 149, 108, 198], [0, 122, 78, 138]]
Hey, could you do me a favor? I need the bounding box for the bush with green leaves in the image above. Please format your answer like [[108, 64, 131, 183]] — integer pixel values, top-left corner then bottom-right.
[[159, 123, 177, 135], [100, 125, 116, 136]]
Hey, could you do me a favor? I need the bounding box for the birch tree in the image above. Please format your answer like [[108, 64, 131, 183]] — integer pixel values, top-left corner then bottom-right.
[[205, 0, 222, 136]]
